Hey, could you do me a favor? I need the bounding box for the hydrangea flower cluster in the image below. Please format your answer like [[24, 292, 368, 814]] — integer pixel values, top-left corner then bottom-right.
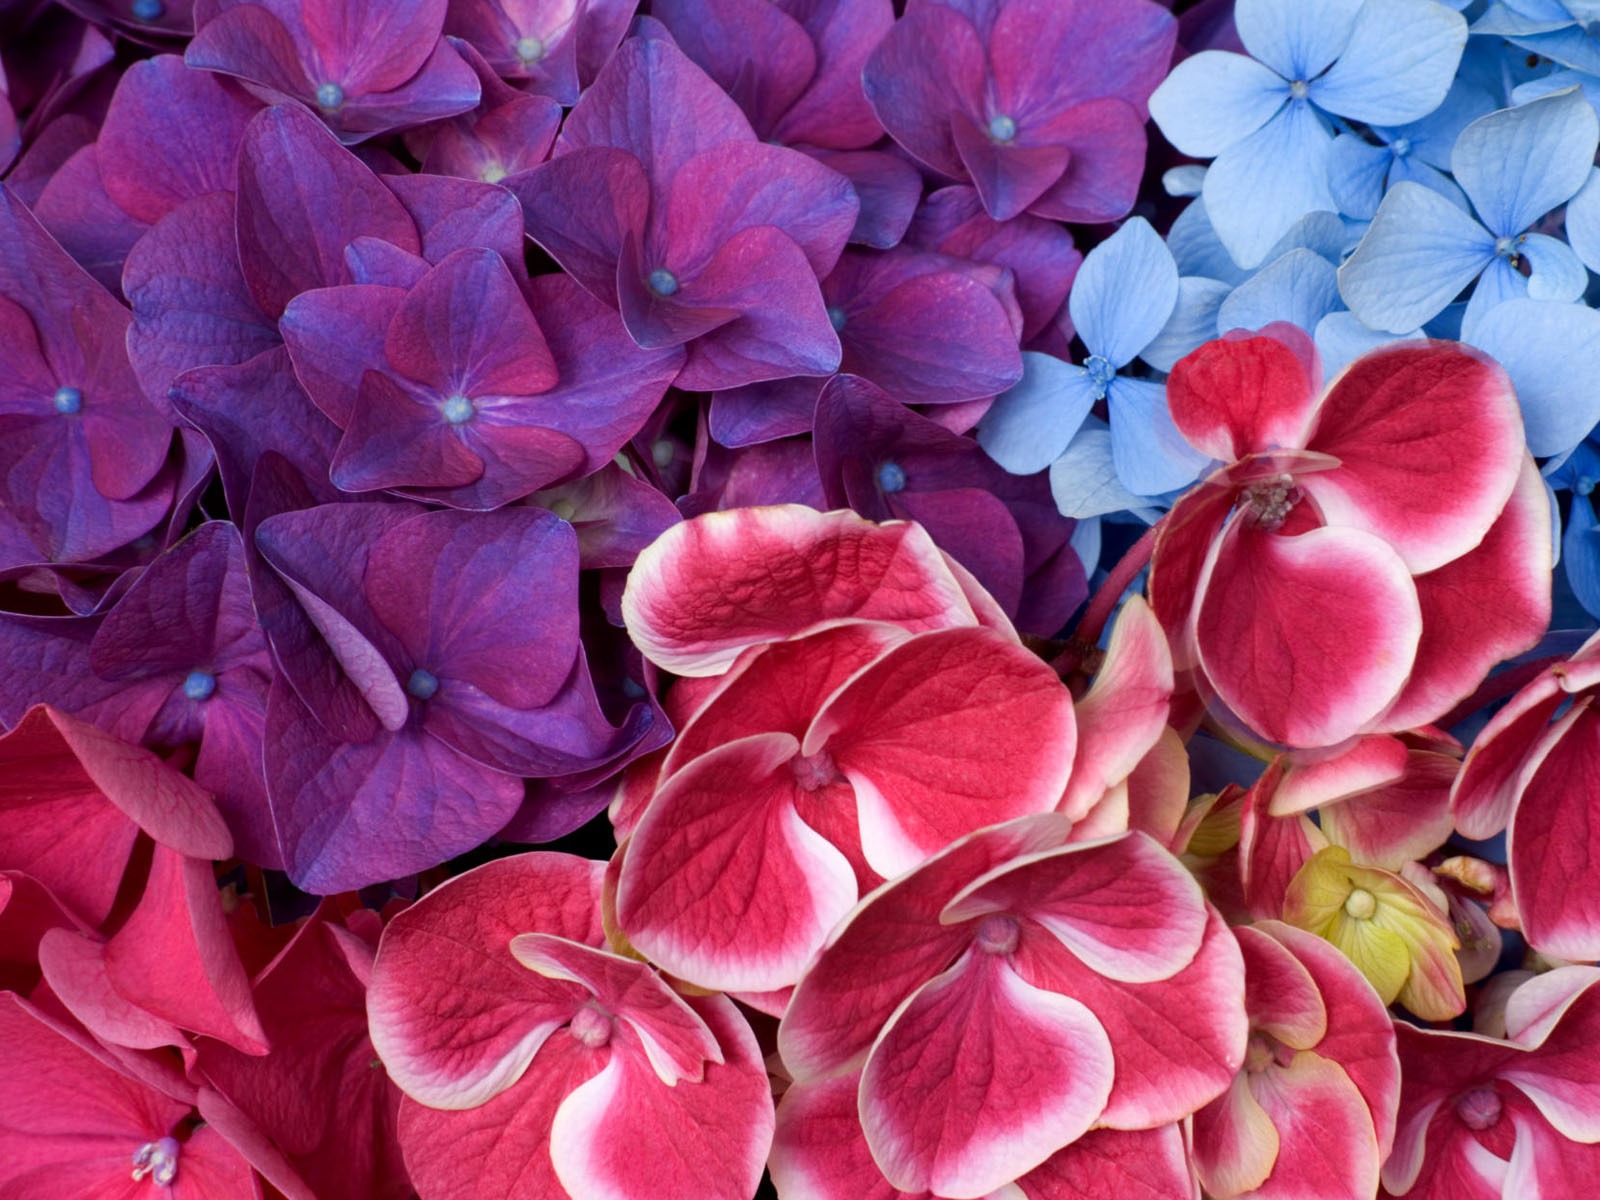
[[4, 0, 1600, 1196]]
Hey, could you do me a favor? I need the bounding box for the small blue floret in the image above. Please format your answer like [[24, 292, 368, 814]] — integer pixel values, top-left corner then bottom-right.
[[988, 114, 1017, 143], [316, 82, 345, 110], [442, 395, 475, 425], [877, 462, 907, 493], [53, 386, 82, 415], [648, 268, 680, 297], [407, 669, 440, 700], [131, 0, 164, 19], [183, 671, 216, 701]]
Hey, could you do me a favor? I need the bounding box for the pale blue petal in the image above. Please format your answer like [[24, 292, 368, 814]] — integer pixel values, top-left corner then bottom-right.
[[977, 353, 1098, 475], [1149, 51, 1290, 157], [1562, 492, 1600, 617], [1272, 210, 1356, 262], [1565, 167, 1600, 272], [1163, 166, 1207, 197], [1142, 277, 1232, 372], [1473, 0, 1573, 34], [1107, 377, 1212, 497], [1387, 156, 1471, 212], [1049, 424, 1152, 520], [1166, 199, 1248, 283], [1327, 134, 1392, 219], [1311, 0, 1468, 124], [1202, 100, 1338, 269], [1549, 476, 1564, 570], [1501, 27, 1600, 75], [1218, 248, 1341, 334], [1338, 181, 1496, 332], [1521, 232, 1589, 301], [1468, 298, 1600, 457], [1314, 311, 1413, 378], [1461, 254, 1529, 338], [1069, 512, 1101, 577], [1383, 79, 1498, 168], [1510, 69, 1600, 117], [1234, 0, 1361, 80], [1451, 89, 1599, 236], [1069, 218, 1180, 368]]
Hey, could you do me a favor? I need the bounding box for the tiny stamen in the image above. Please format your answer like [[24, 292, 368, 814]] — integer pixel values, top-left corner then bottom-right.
[[1241, 473, 1300, 530], [131, 1137, 180, 1187]]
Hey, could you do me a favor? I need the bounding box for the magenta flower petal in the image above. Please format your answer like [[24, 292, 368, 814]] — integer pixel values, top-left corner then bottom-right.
[[811, 627, 1073, 877], [1194, 518, 1422, 748], [862, 5, 985, 181], [616, 733, 860, 992], [859, 951, 1115, 1197], [366, 853, 604, 1109], [1300, 343, 1523, 574], [622, 506, 982, 677], [779, 815, 1071, 1082]]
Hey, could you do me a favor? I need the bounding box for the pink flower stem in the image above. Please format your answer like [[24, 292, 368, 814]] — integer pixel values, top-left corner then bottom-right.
[[1052, 524, 1159, 677]]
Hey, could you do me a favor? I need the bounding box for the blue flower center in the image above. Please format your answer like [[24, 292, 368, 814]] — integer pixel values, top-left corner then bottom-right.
[[826, 305, 847, 331], [1495, 235, 1524, 259], [182, 671, 217, 701], [315, 82, 345, 110], [406, 669, 440, 700], [877, 461, 907, 493], [987, 113, 1018, 143], [1288, 79, 1309, 100], [131, 0, 164, 19], [132, 1137, 181, 1187], [648, 268, 679, 297], [515, 35, 546, 63], [1084, 354, 1117, 399], [1389, 136, 1412, 158], [52, 386, 82, 414], [442, 394, 475, 425], [480, 163, 507, 184]]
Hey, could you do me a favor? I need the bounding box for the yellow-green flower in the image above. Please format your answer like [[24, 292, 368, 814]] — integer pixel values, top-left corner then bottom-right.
[[1283, 846, 1463, 1019]]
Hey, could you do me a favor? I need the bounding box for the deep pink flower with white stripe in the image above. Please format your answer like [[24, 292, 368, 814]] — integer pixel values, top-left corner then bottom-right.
[[1452, 630, 1600, 960], [1384, 967, 1600, 1198], [777, 817, 1246, 1199], [1192, 921, 1399, 1200], [615, 507, 1079, 995], [1150, 328, 1548, 749], [365, 853, 773, 1200]]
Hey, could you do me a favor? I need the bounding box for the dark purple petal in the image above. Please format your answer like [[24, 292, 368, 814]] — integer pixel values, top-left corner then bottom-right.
[[32, 147, 150, 294], [652, 0, 817, 139], [331, 370, 490, 493], [124, 191, 281, 403], [862, 5, 985, 180], [96, 55, 260, 225], [362, 506, 580, 711], [1027, 98, 1148, 224], [557, 34, 753, 185], [171, 347, 344, 514], [530, 462, 681, 570], [808, 148, 923, 251], [671, 226, 842, 391], [656, 140, 857, 279], [709, 377, 823, 447], [511, 146, 649, 304], [384, 173, 530, 276], [264, 677, 522, 893], [233, 104, 417, 318], [280, 284, 403, 427], [952, 108, 1071, 222]]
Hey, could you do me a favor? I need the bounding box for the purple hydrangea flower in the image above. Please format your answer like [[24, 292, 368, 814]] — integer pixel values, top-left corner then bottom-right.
[[443, 0, 636, 104], [253, 501, 661, 891], [510, 32, 859, 391], [185, 0, 480, 143], [709, 246, 1023, 446], [864, 0, 1177, 223]]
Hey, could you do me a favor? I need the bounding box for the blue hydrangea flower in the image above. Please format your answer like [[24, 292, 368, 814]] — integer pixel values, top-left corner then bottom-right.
[[1327, 79, 1495, 219], [1474, 1, 1600, 76], [1150, 0, 1467, 268], [1338, 88, 1598, 335], [1547, 437, 1600, 617], [977, 218, 1210, 507]]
